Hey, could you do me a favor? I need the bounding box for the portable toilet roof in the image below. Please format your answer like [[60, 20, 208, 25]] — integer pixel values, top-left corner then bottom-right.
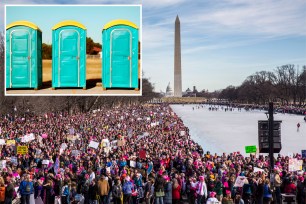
[[52, 20, 86, 30], [51, 20, 87, 89], [6, 20, 42, 32], [6, 20, 42, 89], [102, 19, 138, 30]]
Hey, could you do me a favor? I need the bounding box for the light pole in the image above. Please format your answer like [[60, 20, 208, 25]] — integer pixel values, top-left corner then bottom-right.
[[268, 102, 274, 171]]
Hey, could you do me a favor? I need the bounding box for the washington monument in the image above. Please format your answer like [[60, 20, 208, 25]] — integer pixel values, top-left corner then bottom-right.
[[174, 15, 182, 97]]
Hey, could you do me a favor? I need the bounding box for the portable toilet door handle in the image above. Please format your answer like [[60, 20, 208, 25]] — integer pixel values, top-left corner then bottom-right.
[[128, 56, 131, 60], [27, 56, 31, 60], [76, 56, 79, 60]]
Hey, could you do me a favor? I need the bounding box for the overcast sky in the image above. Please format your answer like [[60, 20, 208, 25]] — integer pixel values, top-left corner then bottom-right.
[[2, 0, 306, 92]]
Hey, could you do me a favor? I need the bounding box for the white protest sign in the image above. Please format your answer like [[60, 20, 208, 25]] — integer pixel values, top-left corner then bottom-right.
[[150, 122, 157, 127], [71, 150, 80, 157], [234, 176, 246, 187], [253, 167, 265, 173], [36, 149, 42, 156], [89, 141, 99, 149], [0, 160, 6, 169], [21, 133, 35, 143], [0, 139, 6, 145], [130, 160, 136, 168], [101, 139, 110, 147], [111, 140, 118, 148], [180, 131, 185, 136], [42, 160, 50, 165], [289, 158, 303, 171]]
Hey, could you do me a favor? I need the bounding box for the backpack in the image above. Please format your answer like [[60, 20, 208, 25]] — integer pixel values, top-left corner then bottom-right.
[[0, 186, 5, 202], [25, 182, 31, 193]]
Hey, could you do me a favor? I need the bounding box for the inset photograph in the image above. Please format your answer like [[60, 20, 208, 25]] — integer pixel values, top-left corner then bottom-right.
[[5, 5, 141, 95]]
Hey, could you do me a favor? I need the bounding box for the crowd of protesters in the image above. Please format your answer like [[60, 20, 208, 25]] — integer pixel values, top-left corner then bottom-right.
[[0, 104, 305, 204]]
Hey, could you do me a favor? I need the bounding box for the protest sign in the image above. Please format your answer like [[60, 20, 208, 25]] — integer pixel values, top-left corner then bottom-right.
[[253, 167, 264, 173], [11, 157, 18, 165], [6, 140, 16, 146], [42, 160, 50, 165], [89, 141, 99, 149], [0, 160, 6, 169], [71, 150, 80, 157], [180, 131, 185, 136], [35, 149, 42, 156], [0, 139, 5, 145], [130, 160, 136, 168], [234, 176, 246, 187], [111, 140, 118, 148], [42, 134, 48, 139], [61, 143, 68, 150], [21, 133, 35, 143], [101, 139, 110, 147], [17, 146, 28, 155], [245, 145, 257, 154], [289, 158, 303, 171]]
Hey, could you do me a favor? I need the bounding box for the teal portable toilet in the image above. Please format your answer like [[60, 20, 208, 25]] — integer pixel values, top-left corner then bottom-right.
[[102, 19, 139, 89], [52, 20, 86, 89], [6, 21, 42, 89]]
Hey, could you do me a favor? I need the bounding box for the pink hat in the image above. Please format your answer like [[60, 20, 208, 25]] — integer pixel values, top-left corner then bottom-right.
[[298, 177, 304, 182], [158, 170, 163, 176], [199, 176, 204, 181], [210, 191, 216, 197], [163, 176, 170, 181], [226, 190, 231, 195]]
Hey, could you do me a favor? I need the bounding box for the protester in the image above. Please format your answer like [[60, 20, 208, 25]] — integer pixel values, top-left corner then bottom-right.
[[18, 174, 34, 204], [112, 178, 123, 204], [263, 179, 272, 204], [0, 104, 304, 204]]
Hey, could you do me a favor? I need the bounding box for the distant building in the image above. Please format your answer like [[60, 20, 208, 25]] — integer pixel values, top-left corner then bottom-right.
[[166, 82, 173, 97]]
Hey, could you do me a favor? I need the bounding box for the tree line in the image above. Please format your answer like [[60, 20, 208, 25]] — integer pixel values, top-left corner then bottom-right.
[[219, 64, 306, 105]]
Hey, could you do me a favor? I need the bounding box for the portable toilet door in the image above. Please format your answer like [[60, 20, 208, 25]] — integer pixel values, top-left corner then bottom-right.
[[6, 21, 42, 89], [52, 20, 86, 89], [102, 19, 139, 89]]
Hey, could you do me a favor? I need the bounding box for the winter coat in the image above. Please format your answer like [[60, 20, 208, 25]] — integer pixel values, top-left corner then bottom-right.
[[123, 181, 134, 195], [163, 182, 172, 203], [154, 175, 166, 192], [88, 184, 98, 200], [113, 184, 123, 198], [263, 184, 272, 198], [284, 183, 297, 194], [19, 181, 34, 195], [172, 185, 181, 200], [98, 178, 110, 196]]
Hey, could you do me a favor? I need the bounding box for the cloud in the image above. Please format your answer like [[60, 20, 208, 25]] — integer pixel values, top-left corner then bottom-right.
[[143, 0, 187, 8]]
